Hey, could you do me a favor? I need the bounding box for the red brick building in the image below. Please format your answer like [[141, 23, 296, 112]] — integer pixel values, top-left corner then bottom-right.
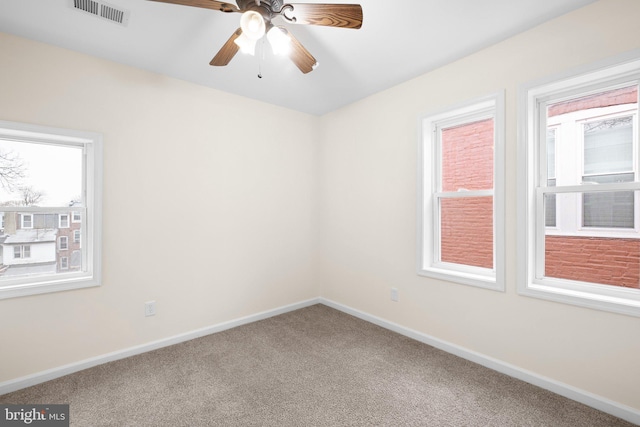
[[55, 211, 82, 273], [440, 118, 494, 269]]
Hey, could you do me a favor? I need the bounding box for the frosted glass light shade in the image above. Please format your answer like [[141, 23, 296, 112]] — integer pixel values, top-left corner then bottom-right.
[[267, 26, 290, 56], [240, 11, 266, 41], [234, 32, 257, 55]]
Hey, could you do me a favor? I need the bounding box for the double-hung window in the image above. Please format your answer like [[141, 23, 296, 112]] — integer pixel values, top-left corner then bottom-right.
[[518, 53, 640, 316], [59, 236, 69, 251], [14, 245, 30, 259], [21, 214, 33, 229], [59, 213, 70, 228], [419, 93, 505, 290], [0, 121, 102, 299]]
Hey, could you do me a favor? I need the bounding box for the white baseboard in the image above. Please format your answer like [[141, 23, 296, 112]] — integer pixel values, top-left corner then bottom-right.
[[0, 297, 321, 396], [319, 298, 640, 426]]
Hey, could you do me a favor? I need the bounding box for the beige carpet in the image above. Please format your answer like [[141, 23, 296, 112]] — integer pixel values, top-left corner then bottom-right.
[[1, 304, 634, 426]]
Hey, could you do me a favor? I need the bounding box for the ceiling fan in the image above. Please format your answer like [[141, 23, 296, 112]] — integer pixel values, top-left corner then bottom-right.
[[148, 0, 363, 74]]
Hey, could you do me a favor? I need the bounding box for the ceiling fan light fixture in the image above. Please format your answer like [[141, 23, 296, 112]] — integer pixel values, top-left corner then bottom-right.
[[267, 26, 291, 56], [148, 0, 364, 74], [240, 10, 266, 41], [234, 32, 257, 55]]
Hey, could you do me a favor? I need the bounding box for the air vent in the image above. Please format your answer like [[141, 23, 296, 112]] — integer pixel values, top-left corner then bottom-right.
[[70, 0, 130, 26]]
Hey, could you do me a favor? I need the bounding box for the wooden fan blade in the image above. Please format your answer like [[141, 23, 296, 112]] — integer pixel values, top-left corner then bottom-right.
[[210, 28, 242, 66], [285, 30, 318, 74], [148, 0, 239, 13], [284, 4, 362, 29]]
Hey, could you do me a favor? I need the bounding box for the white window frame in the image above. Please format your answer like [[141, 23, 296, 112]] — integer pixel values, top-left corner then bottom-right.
[[59, 236, 68, 251], [60, 257, 68, 270], [418, 92, 505, 291], [0, 121, 103, 300], [21, 213, 33, 229], [518, 51, 640, 317], [72, 212, 81, 223], [74, 229, 81, 244], [59, 213, 70, 229]]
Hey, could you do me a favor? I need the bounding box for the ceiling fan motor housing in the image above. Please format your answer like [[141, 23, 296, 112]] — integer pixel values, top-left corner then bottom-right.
[[236, 0, 284, 21]]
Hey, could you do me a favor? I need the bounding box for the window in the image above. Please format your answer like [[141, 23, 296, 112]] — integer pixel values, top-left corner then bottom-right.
[[59, 236, 68, 250], [419, 92, 505, 290], [59, 213, 69, 228], [13, 245, 30, 259], [518, 53, 640, 316], [0, 121, 103, 299], [21, 213, 33, 229], [74, 230, 81, 244]]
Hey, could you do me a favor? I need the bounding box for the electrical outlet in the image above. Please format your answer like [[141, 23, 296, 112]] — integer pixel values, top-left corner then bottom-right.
[[391, 287, 399, 302], [145, 300, 156, 317]]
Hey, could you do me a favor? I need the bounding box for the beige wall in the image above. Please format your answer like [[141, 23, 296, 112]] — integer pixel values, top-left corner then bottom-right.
[[1, 0, 640, 415], [0, 33, 320, 382], [319, 0, 640, 412]]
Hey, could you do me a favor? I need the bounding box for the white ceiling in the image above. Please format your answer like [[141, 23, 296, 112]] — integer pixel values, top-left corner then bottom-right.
[[0, 0, 596, 115]]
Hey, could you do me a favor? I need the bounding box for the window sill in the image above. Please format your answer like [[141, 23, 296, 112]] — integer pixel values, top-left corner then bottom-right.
[[418, 266, 503, 291], [520, 280, 640, 317], [0, 275, 100, 300]]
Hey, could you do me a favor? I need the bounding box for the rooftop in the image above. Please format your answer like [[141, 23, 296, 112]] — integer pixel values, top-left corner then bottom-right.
[[3, 229, 58, 244]]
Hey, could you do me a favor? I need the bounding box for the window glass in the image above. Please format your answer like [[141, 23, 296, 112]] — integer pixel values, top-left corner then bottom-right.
[[546, 129, 557, 227], [583, 116, 633, 175], [70, 250, 81, 268], [583, 174, 634, 228], [0, 140, 81, 207], [0, 121, 102, 299], [440, 196, 493, 268], [439, 118, 494, 269], [545, 190, 640, 288], [441, 118, 494, 192], [544, 85, 638, 278]]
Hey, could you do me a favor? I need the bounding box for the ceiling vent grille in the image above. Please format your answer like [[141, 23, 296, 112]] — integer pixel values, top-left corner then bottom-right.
[[70, 0, 130, 26]]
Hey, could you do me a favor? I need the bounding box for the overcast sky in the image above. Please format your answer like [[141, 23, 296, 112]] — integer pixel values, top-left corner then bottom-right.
[[0, 139, 82, 207]]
